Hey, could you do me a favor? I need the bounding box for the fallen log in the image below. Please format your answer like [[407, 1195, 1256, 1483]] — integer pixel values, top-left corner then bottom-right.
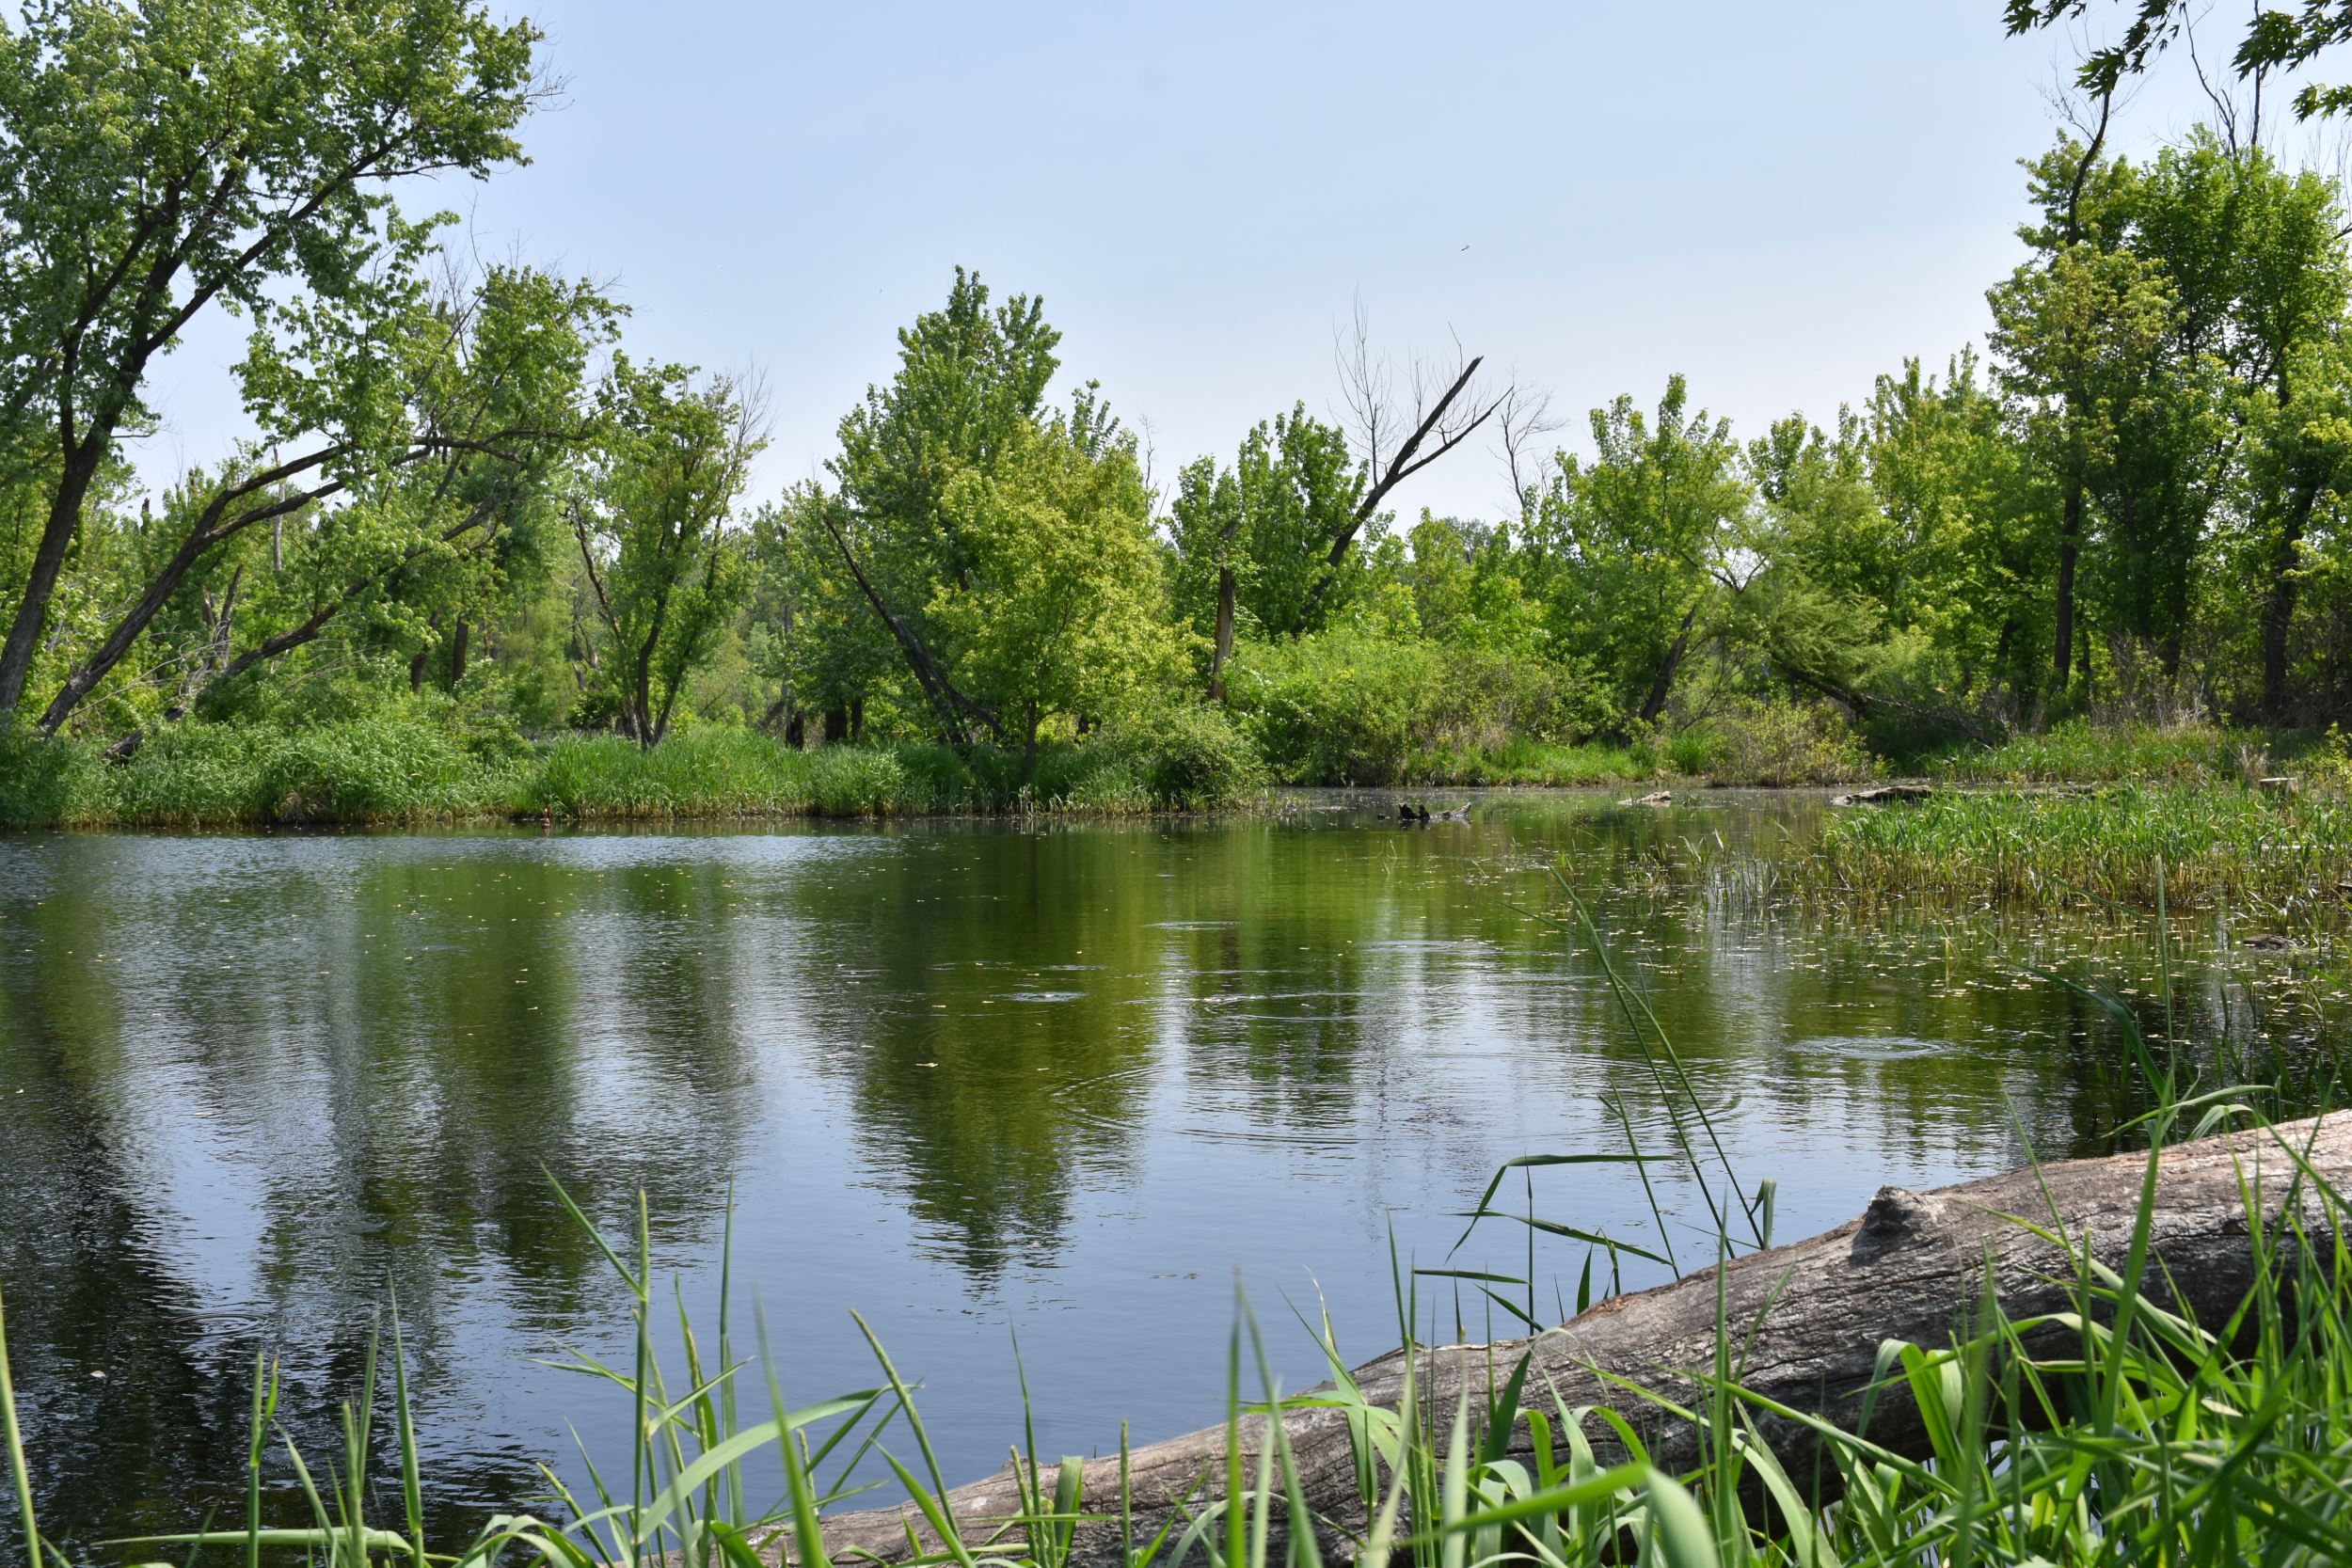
[[1828, 783, 1934, 807], [804, 1115, 2349, 1565]]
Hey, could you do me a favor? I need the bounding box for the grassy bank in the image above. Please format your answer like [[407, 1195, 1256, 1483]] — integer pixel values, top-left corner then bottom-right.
[[0, 719, 1268, 830], [1923, 719, 2331, 787], [1812, 779, 2352, 911]]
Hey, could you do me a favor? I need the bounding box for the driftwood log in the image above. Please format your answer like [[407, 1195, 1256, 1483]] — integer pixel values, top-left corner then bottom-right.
[[1828, 784, 1934, 807], [805, 1115, 2349, 1566]]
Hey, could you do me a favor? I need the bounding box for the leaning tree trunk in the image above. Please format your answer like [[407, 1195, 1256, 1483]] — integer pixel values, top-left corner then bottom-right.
[[798, 1114, 2349, 1567]]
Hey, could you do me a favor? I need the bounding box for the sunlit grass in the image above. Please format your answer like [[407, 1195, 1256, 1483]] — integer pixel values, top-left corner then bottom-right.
[[1811, 781, 2352, 914]]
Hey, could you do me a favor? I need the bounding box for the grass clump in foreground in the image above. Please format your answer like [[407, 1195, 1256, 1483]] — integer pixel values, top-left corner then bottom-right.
[[1812, 779, 2352, 913], [5, 908, 2350, 1568]]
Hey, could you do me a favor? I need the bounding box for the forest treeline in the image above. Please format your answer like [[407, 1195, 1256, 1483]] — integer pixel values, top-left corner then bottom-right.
[[4, 0, 2351, 821]]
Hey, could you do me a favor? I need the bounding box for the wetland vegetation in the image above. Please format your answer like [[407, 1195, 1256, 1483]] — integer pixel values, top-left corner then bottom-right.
[[7, 0, 2352, 1565]]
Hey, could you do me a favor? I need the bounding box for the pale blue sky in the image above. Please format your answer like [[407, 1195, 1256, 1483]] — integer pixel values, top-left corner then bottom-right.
[[142, 1, 2275, 520]]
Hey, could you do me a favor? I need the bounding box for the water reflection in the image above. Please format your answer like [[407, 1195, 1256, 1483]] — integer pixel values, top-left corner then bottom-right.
[[0, 796, 2339, 1556]]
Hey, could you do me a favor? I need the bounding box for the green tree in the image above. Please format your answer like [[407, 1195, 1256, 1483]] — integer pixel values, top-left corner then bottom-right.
[[746, 483, 898, 744], [1536, 376, 1750, 729], [825, 268, 1062, 744], [0, 0, 547, 721], [569, 359, 762, 749], [1862, 353, 2057, 719], [1168, 405, 1361, 696], [42, 265, 611, 739], [930, 413, 1182, 780]]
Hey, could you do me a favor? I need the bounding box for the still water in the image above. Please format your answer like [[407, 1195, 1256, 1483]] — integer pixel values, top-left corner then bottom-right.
[[0, 791, 2323, 1553]]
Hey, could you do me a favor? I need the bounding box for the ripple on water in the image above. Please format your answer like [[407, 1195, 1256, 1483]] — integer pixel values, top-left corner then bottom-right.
[[1794, 1034, 1950, 1062]]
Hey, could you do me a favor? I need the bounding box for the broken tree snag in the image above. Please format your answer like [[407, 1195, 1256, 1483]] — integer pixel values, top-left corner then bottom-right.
[[1829, 783, 1935, 806], [797, 1115, 2351, 1568]]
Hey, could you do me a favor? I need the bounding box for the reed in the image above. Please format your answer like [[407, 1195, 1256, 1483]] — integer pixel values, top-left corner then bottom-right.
[[1811, 781, 2352, 914]]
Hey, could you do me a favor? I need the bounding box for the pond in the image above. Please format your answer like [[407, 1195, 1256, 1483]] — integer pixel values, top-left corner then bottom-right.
[[0, 790, 2323, 1554]]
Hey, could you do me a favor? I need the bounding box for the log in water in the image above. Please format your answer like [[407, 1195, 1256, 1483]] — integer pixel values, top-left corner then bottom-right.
[[810, 1113, 2350, 1565]]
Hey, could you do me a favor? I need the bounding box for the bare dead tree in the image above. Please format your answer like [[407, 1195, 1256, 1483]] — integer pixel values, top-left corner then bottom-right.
[[2185, 3, 2269, 157], [1295, 302, 1509, 632], [1493, 378, 1565, 526]]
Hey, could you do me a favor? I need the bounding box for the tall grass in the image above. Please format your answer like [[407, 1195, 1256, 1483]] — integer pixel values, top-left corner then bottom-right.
[[1812, 781, 2352, 913], [1924, 720, 2314, 786], [0, 722, 1263, 830], [4, 903, 2346, 1566]]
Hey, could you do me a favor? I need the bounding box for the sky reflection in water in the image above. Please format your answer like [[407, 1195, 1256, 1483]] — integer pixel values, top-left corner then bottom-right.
[[0, 791, 2325, 1552]]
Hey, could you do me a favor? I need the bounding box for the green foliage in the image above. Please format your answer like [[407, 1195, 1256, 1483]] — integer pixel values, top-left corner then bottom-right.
[[569, 359, 762, 749], [1531, 377, 1749, 730], [0, 0, 557, 723], [1226, 626, 1593, 786], [1096, 701, 1266, 809], [1815, 778, 2352, 908], [930, 416, 1184, 769], [1669, 698, 1877, 787], [96, 714, 523, 826], [1169, 404, 1364, 647], [0, 721, 101, 829], [1926, 719, 2305, 784]]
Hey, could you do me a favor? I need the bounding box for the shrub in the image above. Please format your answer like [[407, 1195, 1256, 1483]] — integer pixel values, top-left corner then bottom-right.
[[1687, 698, 1874, 786], [806, 745, 913, 816], [1927, 719, 2249, 784], [1227, 628, 1442, 784], [1099, 701, 1265, 808]]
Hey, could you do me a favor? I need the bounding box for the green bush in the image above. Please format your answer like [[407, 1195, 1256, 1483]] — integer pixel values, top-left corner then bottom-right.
[[103, 716, 510, 825], [1230, 627, 1608, 786], [1683, 698, 1874, 786], [1099, 701, 1265, 808]]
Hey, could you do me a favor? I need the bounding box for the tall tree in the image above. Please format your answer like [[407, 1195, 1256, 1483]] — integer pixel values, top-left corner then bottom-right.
[[825, 268, 1062, 745], [48, 265, 611, 739], [0, 0, 547, 720], [930, 413, 1180, 780], [1536, 376, 1751, 729], [569, 359, 763, 749], [1168, 405, 1360, 698]]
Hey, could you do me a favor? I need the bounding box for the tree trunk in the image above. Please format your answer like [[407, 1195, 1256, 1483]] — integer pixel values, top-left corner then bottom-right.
[[2054, 482, 2081, 697], [850, 696, 866, 746], [2260, 480, 2318, 722], [411, 615, 440, 695], [799, 1114, 2349, 1568], [1209, 564, 1237, 703], [449, 618, 470, 689], [631, 677, 656, 751], [0, 440, 106, 716], [1637, 605, 1698, 727]]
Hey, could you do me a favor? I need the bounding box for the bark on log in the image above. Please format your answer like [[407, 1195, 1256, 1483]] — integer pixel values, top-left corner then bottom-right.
[[804, 1115, 2350, 1566]]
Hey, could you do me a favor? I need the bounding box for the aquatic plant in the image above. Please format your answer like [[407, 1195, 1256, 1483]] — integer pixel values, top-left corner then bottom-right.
[[1811, 782, 2352, 914]]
